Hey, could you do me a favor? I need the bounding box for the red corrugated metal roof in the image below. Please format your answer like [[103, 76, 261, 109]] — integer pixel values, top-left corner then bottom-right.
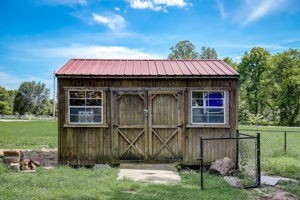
[[56, 59, 239, 77]]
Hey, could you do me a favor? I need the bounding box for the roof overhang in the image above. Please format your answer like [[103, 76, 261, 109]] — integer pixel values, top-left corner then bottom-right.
[[55, 75, 239, 79]]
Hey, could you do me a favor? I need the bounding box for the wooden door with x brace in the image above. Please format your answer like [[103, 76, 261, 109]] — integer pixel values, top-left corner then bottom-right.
[[112, 90, 148, 161], [112, 90, 183, 161], [148, 91, 184, 161]]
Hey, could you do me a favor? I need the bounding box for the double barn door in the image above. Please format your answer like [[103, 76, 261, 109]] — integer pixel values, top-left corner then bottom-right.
[[112, 90, 183, 161]]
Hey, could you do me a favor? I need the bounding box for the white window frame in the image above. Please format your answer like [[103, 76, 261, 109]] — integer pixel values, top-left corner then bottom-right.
[[68, 90, 103, 124], [191, 90, 226, 125]]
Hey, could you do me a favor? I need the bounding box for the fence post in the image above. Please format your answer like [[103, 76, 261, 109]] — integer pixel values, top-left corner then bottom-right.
[[256, 132, 261, 187], [236, 129, 239, 170], [284, 131, 287, 153], [200, 137, 204, 190]]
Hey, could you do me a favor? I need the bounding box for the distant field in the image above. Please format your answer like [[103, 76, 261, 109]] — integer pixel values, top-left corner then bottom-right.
[[0, 121, 57, 150], [239, 125, 300, 180]]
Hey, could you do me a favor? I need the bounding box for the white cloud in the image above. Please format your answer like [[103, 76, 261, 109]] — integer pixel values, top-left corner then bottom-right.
[[216, 0, 227, 19], [114, 7, 120, 11], [241, 0, 288, 25], [40, 0, 87, 6], [153, 0, 186, 7], [27, 44, 162, 59], [92, 13, 125, 31], [128, 0, 187, 11]]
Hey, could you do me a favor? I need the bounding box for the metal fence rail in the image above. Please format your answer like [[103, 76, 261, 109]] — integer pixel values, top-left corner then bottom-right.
[[200, 131, 260, 190], [239, 128, 299, 153]]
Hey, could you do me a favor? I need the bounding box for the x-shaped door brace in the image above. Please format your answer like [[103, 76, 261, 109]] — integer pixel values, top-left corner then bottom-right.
[[152, 128, 178, 159], [117, 128, 145, 159]]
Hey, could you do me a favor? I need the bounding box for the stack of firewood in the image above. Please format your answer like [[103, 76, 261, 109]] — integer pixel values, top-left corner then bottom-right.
[[22, 159, 40, 170], [2, 150, 41, 171], [2, 150, 21, 171]]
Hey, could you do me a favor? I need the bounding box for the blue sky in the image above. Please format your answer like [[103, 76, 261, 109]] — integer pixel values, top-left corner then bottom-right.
[[0, 0, 299, 96]]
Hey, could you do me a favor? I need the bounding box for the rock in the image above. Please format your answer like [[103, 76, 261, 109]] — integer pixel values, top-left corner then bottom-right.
[[224, 176, 244, 188], [210, 157, 235, 176]]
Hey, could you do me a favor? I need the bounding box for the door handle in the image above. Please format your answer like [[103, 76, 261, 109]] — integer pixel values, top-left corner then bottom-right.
[[177, 124, 183, 128]]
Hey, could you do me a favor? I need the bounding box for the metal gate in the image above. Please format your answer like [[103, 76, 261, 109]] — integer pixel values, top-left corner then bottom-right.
[[200, 132, 261, 190]]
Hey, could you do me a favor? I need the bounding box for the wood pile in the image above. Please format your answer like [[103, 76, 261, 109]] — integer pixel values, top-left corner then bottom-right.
[[2, 150, 40, 171], [22, 158, 40, 170], [2, 150, 21, 171]]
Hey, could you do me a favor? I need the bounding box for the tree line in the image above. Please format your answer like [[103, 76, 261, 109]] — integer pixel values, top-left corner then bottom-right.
[[168, 41, 300, 126], [0, 81, 53, 116], [0, 41, 299, 125]]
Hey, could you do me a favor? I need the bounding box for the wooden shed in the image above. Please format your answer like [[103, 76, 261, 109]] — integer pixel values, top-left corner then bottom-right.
[[56, 59, 239, 166]]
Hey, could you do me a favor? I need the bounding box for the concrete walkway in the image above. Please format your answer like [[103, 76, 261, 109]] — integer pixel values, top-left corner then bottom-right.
[[117, 164, 181, 185]]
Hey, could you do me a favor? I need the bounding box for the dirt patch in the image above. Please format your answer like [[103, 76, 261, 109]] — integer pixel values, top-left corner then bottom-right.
[[251, 185, 296, 200], [22, 150, 57, 168], [1, 149, 57, 168]]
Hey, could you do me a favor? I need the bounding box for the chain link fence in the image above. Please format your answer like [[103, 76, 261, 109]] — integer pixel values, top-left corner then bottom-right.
[[200, 132, 260, 190], [239, 128, 299, 156]]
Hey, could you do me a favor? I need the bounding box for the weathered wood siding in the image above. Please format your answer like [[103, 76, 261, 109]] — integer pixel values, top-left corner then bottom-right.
[[57, 78, 238, 165]]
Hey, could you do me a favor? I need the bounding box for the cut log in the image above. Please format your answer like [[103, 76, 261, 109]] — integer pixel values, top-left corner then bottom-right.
[[3, 151, 20, 157], [3, 156, 20, 164]]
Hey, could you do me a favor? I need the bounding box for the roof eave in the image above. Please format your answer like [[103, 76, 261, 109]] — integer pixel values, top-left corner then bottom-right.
[[55, 74, 240, 79]]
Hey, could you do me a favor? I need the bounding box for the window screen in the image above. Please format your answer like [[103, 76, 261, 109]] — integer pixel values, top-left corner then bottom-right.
[[69, 90, 103, 124]]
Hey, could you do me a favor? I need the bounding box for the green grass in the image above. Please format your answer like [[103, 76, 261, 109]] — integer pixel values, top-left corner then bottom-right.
[[0, 121, 299, 179], [0, 164, 249, 200], [0, 121, 299, 198], [0, 121, 57, 149], [239, 125, 300, 180]]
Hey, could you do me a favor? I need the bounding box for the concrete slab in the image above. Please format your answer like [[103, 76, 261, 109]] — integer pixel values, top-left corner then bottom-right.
[[118, 164, 181, 185], [261, 175, 279, 186]]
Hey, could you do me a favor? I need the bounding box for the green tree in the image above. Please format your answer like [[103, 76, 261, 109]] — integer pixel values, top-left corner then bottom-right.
[[0, 86, 16, 114], [271, 49, 300, 126], [238, 47, 271, 117], [0, 101, 11, 115], [13, 81, 50, 115], [223, 56, 238, 70], [168, 40, 199, 59], [200, 46, 218, 59]]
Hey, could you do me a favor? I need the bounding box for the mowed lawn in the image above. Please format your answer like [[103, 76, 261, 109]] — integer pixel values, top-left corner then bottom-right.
[[0, 121, 299, 199], [0, 165, 249, 200], [0, 121, 57, 149], [0, 121, 299, 180]]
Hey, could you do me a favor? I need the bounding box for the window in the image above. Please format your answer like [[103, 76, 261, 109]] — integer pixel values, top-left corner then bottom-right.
[[191, 91, 225, 124], [69, 90, 103, 124]]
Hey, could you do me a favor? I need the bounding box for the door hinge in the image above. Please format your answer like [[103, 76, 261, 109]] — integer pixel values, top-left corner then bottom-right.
[[113, 124, 119, 128]]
